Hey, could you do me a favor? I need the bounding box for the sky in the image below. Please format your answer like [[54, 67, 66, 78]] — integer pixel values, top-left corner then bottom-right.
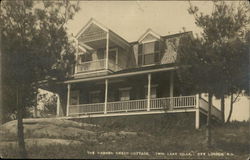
[[64, 1, 249, 121], [66, 1, 215, 42]]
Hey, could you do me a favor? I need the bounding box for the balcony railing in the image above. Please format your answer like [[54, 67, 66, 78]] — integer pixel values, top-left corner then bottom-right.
[[108, 60, 122, 72], [76, 59, 105, 73], [68, 96, 197, 116], [76, 59, 122, 73]]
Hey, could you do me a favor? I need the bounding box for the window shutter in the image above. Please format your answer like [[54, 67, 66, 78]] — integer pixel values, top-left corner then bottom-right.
[[154, 41, 160, 52], [138, 44, 143, 65], [154, 41, 160, 63], [138, 44, 143, 54]]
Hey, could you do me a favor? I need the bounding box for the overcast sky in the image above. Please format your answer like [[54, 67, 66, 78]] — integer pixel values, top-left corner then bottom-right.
[[65, 1, 249, 121], [66, 1, 216, 41]]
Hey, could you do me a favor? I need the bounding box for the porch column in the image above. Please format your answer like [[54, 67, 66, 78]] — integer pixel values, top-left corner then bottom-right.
[[34, 94, 38, 118], [195, 94, 200, 129], [169, 70, 174, 109], [66, 83, 71, 116], [105, 32, 109, 70], [74, 37, 79, 74], [56, 93, 60, 117], [104, 79, 108, 114], [147, 73, 151, 111], [170, 70, 174, 97]]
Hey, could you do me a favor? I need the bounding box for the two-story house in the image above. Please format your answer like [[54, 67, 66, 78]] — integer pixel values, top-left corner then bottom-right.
[[54, 18, 222, 129]]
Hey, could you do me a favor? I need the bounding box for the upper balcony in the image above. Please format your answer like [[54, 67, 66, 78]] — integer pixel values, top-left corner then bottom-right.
[[76, 58, 122, 73], [74, 19, 134, 77]]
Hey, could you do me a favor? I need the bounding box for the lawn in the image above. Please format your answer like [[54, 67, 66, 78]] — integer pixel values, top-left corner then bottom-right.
[[0, 118, 249, 159]]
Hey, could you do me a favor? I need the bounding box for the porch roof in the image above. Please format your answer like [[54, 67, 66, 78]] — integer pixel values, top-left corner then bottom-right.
[[62, 63, 177, 84]]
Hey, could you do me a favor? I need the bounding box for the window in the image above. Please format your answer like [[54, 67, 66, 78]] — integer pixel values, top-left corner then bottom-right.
[[108, 48, 118, 64], [80, 53, 92, 63], [138, 41, 160, 66], [145, 85, 158, 99], [119, 87, 131, 101], [89, 91, 100, 103], [143, 42, 155, 55]]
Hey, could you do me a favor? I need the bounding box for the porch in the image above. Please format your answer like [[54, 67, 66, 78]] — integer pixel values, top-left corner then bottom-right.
[[67, 96, 222, 127], [58, 69, 222, 129]]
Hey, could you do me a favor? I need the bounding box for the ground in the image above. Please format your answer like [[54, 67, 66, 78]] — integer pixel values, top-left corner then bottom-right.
[[0, 118, 249, 159]]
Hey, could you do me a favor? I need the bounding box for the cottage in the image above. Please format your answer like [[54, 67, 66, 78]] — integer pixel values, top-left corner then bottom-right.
[[52, 18, 222, 129]]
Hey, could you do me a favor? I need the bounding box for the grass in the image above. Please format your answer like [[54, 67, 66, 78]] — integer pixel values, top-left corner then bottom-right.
[[0, 118, 249, 159]]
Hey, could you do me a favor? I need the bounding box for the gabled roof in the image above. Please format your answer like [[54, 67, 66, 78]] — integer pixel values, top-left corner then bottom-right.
[[138, 28, 161, 43], [162, 31, 193, 39], [75, 18, 109, 39], [75, 18, 131, 48], [129, 31, 193, 44]]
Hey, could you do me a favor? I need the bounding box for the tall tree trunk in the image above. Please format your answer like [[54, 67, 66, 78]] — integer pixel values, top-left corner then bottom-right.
[[34, 94, 37, 118], [0, 86, 2, 125], [206, 93, 212, 148], [226, 93, 234, 123], [17, 87, 27, 158], [220, 95, 225, 123]]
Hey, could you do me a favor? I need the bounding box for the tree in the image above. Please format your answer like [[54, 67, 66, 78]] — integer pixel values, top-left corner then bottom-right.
[[176, 1, 249, 147], [0, 0, 80, 158], [37, 92, 57, 117], [176, 34, 217, 148], [188, 1, 249, 123]]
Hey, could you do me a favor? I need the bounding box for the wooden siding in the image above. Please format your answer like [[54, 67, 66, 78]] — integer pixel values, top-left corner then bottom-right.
[[78, 23, 107, 43], [140, 33, 158, 43]]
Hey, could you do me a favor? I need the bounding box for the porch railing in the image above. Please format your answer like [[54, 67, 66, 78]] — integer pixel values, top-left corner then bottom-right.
[[150, 96, 196, 110], [151, 97, 170, 110], [68, 95, 221, 121], [69, 103, 104, 115], [68, 96, 197, 116], [172, 96, 196, 109], [107, 99, 147, 113]]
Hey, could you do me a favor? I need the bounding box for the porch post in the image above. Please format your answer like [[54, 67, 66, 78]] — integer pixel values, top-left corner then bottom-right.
[[104, 79, 108, 114], [195, 94, 200, 129], [170, 70, 174, 97], [74, 38, 79, 74], [56, 93, 60, 117], [66, 84, 71, 116], [169, 70, 174, 109], [34, 94, 38, 118], [105, 32, 109, 70], [147, 73, 151, 111]]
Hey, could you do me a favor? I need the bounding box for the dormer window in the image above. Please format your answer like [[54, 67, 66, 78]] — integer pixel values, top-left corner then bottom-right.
[[138, 41, 160, 66], [143, 41, 155, 55], [137, 29, 162, 66]]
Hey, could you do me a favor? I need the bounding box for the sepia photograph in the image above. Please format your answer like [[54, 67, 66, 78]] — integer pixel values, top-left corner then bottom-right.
[[0, 0, 249, 159]]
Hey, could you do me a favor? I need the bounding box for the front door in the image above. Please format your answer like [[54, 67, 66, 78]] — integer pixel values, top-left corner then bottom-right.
[[70, 90, 79, 105], [89, 91, 101, 103]]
